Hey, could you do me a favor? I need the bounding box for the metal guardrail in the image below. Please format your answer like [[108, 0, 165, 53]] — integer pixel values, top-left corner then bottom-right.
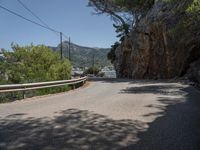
[[0, 76, 87, 93]]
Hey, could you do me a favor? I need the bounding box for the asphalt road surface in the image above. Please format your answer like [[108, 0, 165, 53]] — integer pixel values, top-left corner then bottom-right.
[[0, 79, 200, 150]]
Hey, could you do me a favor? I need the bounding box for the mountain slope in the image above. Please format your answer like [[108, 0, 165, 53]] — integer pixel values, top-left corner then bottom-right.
[[50, 41, 111, 68]]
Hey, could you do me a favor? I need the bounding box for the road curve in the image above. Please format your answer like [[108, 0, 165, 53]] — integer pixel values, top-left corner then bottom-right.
[[0, 79, 200, 150]]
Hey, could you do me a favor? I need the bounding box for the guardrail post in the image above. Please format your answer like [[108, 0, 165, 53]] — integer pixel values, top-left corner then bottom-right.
[[22, 87, 26, 99], [22, 91, 25, 99], [72, 84, 75, 90]]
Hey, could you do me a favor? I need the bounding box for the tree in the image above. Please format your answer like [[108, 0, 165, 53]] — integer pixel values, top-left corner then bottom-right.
[[88, 0, 127, 25], [84, 66, 100, 75], [0, 44, 72, 102], [107, 42, 120, 64], [88, 0, 155, 29], [2, 44, 72, 84], [88, 0, 132, 39], [0, 55, 6, 83]]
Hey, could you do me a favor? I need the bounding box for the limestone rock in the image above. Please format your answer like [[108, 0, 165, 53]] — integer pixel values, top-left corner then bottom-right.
[[114, 0, 200, 79], [186, 59, 200, 84]]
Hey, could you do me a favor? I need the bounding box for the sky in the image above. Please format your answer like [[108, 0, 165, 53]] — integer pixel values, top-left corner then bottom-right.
[[0, 0, 118, 50]]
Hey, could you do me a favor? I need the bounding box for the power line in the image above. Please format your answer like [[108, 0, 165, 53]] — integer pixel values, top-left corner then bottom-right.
[[0, 3, 71, 60], [62, 33, 69, 40], [17, 0, 70, 40], [17, 0, 49, 28], [0, 4, 60, 34], [16, 0, 72, 59], [16, 0, 59, 36]]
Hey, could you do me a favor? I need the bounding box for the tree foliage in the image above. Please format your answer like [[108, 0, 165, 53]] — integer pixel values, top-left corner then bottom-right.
[[168, 0, 200, 39], [88, 0, 132, 39], [107, 42, 120, 64], [88, 0, 155, 63], [88, 0, 155, 37], [2, 44, 71, 84], [186, 0, 200, 27], [84, 66, 100, 75], [0, 44, 72, 102]]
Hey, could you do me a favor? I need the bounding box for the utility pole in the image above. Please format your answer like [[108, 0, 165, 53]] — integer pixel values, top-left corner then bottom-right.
[[92, 54, 95, 75], [92, 54, 95, 68], [69, 37, 71, 61], [60, 32, 63, 60]]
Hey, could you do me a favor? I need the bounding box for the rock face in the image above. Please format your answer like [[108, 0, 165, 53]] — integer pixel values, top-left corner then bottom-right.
[[114, 0, 200, 79], [186, 58, 200, 84]]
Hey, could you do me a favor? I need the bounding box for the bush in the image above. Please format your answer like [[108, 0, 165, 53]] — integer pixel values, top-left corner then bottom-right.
[[84, 66, 100, 75], [0, 44, 72, 103]]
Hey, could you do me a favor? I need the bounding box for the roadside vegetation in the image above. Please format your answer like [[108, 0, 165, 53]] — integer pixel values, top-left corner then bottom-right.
[[84, 66, 101, 76], [0, 44, 72, 103]]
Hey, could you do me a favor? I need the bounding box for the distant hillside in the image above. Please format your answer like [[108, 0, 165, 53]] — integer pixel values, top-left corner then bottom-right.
[[49, 41, 111, 68]]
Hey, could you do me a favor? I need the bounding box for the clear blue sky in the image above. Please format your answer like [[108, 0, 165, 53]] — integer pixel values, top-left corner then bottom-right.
[[0, 0, 118, 50]]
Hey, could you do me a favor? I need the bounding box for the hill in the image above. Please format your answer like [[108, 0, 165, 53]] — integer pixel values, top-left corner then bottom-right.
[[49, 41, 111, 68]]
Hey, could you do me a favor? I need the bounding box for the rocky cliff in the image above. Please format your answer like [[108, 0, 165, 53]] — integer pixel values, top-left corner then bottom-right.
[[114, 0, 200, 80]]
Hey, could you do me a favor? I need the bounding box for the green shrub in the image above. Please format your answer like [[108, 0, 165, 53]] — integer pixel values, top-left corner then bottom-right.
[[0, 44, 72, 103], [84, 66, 100, 75]]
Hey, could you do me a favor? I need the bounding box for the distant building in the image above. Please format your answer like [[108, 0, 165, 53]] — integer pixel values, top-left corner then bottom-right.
[[100, 66, 116, 78], [71, 67, 84, 76]]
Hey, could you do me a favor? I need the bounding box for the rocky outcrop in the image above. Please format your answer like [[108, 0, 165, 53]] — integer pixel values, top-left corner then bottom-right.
[[185, 59, 200, 84], [114, 0, 200, 79]]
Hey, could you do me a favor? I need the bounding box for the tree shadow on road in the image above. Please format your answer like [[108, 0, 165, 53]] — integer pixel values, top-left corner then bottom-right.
[[89, 77, 179, 85], [1, 83, 200, 150], [0, 109, 145, 150], [121, 84, 200, 150], [120, 83, 186, 96]]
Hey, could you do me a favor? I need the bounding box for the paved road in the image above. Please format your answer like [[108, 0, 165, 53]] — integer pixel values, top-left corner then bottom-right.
[[0, 79, 200, 150]]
